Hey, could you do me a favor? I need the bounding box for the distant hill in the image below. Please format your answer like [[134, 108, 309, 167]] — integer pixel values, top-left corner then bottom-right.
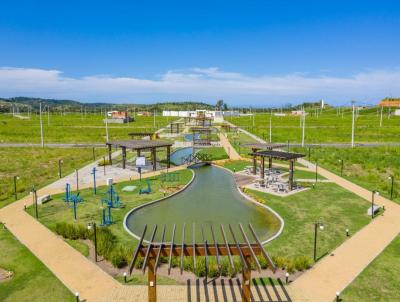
[[0, 97, 215, 113]]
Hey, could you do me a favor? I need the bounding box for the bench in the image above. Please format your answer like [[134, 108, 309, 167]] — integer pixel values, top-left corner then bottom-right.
[[367, 205, 381, 216], [37, 194, 52, 205]]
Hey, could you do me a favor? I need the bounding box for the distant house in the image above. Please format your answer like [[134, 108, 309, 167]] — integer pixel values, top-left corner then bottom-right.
[[379, 99, 400, 107], [137, 111, 153, 116], [291, 110, 306, 116], [104, 111, 133, 124]]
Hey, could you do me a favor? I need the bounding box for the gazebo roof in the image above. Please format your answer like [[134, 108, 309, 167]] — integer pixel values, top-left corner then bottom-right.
[[250, 150, 305, 160], [191, 126, 213, 132], [106, 139, 172, 150]]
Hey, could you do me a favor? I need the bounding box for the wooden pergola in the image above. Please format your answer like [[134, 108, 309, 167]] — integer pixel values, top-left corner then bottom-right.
[[241, 143, 286, 172], [221, 124, 238, 133], [105, 140, 173, 170], [128, 132, 156, 140], [195, 116, 212, 127], [169, 121, 184, 134], [129, 223, 276, 302], [191, 127, 212, 145], [249, 150, 305, 190]]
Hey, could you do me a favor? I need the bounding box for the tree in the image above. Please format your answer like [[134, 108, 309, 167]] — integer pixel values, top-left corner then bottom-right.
[[215, 99, 224, 110]]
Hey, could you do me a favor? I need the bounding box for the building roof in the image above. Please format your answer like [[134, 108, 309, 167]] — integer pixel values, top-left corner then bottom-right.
[[106, 139, 172, 150], [249, 150, 305, 160]]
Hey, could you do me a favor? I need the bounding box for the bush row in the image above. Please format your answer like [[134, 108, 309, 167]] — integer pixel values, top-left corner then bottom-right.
[[55, 222, 312, 274]]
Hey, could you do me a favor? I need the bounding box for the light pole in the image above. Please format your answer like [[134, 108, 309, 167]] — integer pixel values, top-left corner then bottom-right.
[[58, 159, 63, 178], [351, 102, 355, 148], [91, 167, 97, 195], [371, 190, 379, 219], [87, 222, 98, 262], [13, 175, 20, 200], [313, 222, 325, 262], [315, 160, 318, 183], [32, 186, 38, 219], [388, 175, 394, 200], [75, 169, 79, 192], [339, 159, 344, 176]]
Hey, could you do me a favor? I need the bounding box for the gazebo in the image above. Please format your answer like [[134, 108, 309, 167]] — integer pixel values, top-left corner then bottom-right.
[[105, 140, 173, 170], [195, 116, 212, 127], [241, 143, 286, 171], [249, 149, 305, 190], [221, 124, 238, 133], [169, 121, 184, 134], [191, 127, 212, 145]]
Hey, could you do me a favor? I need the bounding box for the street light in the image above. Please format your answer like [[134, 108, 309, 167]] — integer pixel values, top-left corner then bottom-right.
[[87, 222, 98, 262], [313, 221, 325, 262], [58, 159, 63, 178], [13, 175, 20, 200], [338, 159, 344, 177], [315, 160, 318, 184], [371, 190, 379, 219], [388, 175, 394, 200]]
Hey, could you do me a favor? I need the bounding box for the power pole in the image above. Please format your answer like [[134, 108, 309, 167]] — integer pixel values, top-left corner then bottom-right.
[[105, 111, 109, 142], [47, 105, 50, 126], [351, 102, 355, 148], [269, 116, 272, 143], [302, 113, 306, 147], [380, 106, 383, 127], [40, 102, 44, 147]]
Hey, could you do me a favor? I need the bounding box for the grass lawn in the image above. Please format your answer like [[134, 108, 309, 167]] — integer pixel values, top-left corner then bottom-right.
[[226, 107, 400, 144], [0, 224, 74, 302], [0, 113, 177, 143], [339, 235, 400, 302], [0, 147, 106, 208], [245, 183, 371, 260], [26, 169, 193, 247], [293, 146, 400, 204], [221, 160, 251, 172], [64, 239, 89, 257], [197, 147, 229, 161]]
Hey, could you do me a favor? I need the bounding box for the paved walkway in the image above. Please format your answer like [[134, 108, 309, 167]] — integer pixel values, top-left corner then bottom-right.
[[0, 160, 186, 302], [230, 122, 400, 302], [219, 133, 241, 160]]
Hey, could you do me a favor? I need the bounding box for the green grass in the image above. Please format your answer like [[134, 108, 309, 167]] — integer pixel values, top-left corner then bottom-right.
[[27, 169, 193, 247], [0, 224, 74, 302], [64, 239, 89, 257], [245, 183, 371, 260], [226, 107, 400, 144], [293, 146, 400, 204], [114, 273, 183, 285], [0, 147, 106, 208], [340, 235, 400, 302], [0, 113, 177, 143], [221, 160, 251, 172], [197, 147, 229, 160]]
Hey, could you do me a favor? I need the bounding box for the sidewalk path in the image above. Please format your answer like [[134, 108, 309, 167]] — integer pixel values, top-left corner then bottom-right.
[[219, 133, 241, 160], [228, 122, 400, 302], [0, 159, 186, 302]]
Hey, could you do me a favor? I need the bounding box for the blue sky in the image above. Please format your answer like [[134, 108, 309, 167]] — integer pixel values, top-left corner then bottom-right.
[[0, 0, 399, 106]]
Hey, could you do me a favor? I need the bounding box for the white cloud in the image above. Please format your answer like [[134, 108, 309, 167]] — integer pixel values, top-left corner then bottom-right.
[[0, 66, 399, 105]]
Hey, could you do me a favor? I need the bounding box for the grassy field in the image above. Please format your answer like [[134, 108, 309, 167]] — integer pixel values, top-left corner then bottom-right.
[[197, 147, 229, 160], [0, 147, 106, 208], [245, 183, 371, 261], [293, 146, 400, 204], [27, 169, 193, 247], [340, 235, 400, 302], [0, 224, 74, 302], [226, 107, 400, 144], [0, 113, 177, 143]]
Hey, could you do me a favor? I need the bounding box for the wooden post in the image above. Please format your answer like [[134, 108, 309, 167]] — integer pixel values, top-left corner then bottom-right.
[[122, 147, 126, 169], [289, 160, 294, 191], [137, 149, 141, 157], [252, 149, 257, 175], [148, 257, 156, 302], [152, 148, 157, 171], [166, 146, 171, 168], [107, 144, 112, 165], [261, 156, 265, 179], [269, 157, 272, 169], [242, 254, 252, 302]]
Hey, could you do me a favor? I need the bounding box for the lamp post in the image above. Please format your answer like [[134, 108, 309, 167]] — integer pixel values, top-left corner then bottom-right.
[[13, 175, 20, 200], [339, 159, 344, 177], [32, 186, 38, 219], [91, 167, 97, 195], [388, 175, 394, 200], [58, 159, 63, 178], [315, 160, 318, 183], [75, 169, 79, 192], [313, 222, 325, 262], [371, 190, 379, 219], [87, 222, 98, 262]]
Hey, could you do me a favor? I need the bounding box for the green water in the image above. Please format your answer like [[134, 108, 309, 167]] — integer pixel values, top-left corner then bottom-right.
[[126, 165, 281, 243]]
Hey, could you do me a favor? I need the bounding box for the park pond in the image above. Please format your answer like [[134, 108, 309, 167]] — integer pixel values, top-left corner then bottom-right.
[[125, 164, 282, 243]]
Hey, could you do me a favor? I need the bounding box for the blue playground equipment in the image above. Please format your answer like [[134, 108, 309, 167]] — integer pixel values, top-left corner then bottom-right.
[[139, 180, 152, 194], [69, 192, 84, 221], [101, 184, 124, 208], [100, 204, 113, 226], [161, 172, 180, 182], [63, 183, 71, 202]]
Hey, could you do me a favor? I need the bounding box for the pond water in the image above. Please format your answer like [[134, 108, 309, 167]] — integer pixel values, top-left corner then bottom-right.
[[170, 147, 196, 165], [125, 165, 282, 243], [184, 133, 200, 142]]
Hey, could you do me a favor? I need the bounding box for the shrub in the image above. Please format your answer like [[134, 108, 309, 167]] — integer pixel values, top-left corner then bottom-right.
[[293, 255, 312, 271], [55, 222, 88, 240], [110, 245, 129, 268]]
